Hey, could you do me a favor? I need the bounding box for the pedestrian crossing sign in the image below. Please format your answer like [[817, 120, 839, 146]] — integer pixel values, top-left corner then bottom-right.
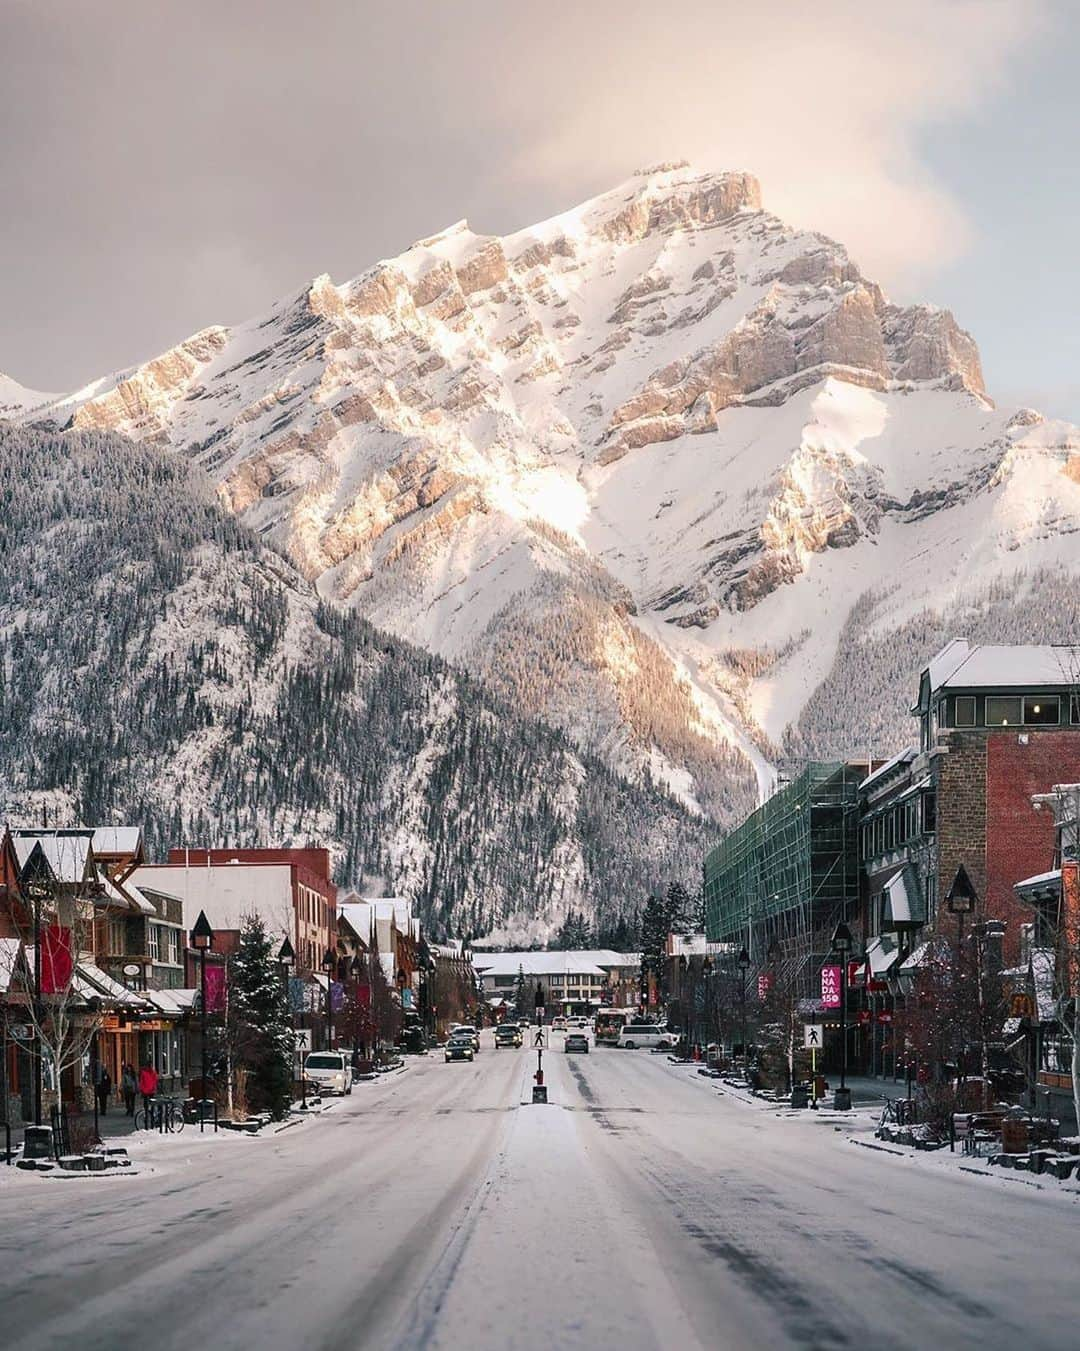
[[803, 1024, 824, 1049]]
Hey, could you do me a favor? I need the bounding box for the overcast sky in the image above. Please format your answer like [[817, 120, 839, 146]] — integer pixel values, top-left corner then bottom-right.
[[2, 0, 1077, 418]]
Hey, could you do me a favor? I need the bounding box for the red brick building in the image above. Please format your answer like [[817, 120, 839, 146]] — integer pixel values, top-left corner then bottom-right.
[[135, 847, 338, 975], [862, 641, 1080, 968]]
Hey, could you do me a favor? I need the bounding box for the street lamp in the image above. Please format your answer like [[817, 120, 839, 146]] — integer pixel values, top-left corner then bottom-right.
[[277, 937, 300, 1110], [738, 945, 750, 1073], [831, 921, 854, 1111], [23, 865, 51, 1128], [946, 864, 978, 1102], [191, 909, 214, 1132], [322, 948, 337, 1051]]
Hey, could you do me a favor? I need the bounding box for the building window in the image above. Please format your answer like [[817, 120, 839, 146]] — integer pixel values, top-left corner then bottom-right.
[[1072, 694, 1080, 726], [954, 695, 976, 727], [106, 918, 126, 956], [1023, 696, 1059, 726], [922, 791, 936, 833], [985, 696, 1022, 727], [148, 924, 161, 961]]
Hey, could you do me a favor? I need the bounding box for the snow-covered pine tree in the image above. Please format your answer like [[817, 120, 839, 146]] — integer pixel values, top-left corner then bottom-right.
[[640, 893, 669, 1004], [514, 964, 529, 1020], [665, 880, 692, 935], [228, 914, 294, 1120]]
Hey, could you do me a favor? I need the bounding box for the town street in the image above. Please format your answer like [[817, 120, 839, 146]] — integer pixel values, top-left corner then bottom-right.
[[2, 1035, 1076, 1351]]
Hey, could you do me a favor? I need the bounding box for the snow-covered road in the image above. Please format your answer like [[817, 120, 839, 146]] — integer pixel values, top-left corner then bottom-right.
[[3, 1035, 1077, 1350]]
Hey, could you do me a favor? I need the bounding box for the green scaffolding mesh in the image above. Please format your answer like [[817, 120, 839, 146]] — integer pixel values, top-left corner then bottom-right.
[[704, 762, 862, 949]]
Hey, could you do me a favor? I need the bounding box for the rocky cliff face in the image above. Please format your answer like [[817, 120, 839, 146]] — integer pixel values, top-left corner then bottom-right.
[[13, 162, 1080, 809]]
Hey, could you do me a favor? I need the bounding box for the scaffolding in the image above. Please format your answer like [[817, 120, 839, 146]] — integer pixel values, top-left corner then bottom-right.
[[704, 763, 863, 997]]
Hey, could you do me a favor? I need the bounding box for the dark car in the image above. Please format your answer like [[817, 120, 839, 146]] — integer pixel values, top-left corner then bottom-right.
[[565, 1033, 589, 1054], [445, 1036, 475, 1062], [495, 1024, 523, 1048]]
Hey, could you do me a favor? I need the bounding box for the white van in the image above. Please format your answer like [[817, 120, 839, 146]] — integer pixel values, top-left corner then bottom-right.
[[303, 1050, 354, 1095], [617, 1023, 677, 1050]]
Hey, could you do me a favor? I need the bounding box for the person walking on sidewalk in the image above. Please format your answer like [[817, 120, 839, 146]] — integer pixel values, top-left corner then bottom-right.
[[138, 1062, 159, 1118], [121, 1064, 137, 1116], [95, 1066, 112, 1116]]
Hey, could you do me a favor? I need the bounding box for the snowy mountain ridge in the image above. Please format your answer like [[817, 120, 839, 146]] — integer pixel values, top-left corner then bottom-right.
[[9, 162, 1080, 810]]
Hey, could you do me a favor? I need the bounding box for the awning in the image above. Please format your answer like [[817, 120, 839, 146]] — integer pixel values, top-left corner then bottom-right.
[[866, 934, 901, 977], [884, 865, 925, 928], [76, 962, 150, 1008]]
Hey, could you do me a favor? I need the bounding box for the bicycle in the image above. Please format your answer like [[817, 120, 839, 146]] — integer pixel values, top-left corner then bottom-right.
[[134, 1096, 185, 1133]]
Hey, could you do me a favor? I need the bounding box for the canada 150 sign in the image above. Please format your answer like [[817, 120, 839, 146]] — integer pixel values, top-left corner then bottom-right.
[[821, 964, 842, 1009]]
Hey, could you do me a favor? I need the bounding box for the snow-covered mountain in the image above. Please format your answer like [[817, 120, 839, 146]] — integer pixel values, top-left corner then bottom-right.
[[11, 162, 1080, 807], [0, 423, 707, 945]]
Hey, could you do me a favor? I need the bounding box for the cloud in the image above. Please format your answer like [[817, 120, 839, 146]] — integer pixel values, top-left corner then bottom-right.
[[0, 0, 1048, 387], [488, 0, 1043, 294]]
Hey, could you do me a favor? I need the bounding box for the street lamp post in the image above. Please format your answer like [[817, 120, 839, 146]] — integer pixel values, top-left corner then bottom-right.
[[322, 948, 337, 1052], [946, 864, 978, 1107], [277, 937, 297, 1109], [26, 872, 49, 1128], [738, 946, 750, 1074], [831, 921, 854, 1111], [191, 910, 214, 1133], [701, 956, 713, 1054]]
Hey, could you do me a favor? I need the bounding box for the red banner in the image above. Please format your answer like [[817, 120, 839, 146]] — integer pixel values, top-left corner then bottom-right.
[[757, 973, 772, 1001], [204, 963, 226, 1013], [41, 924, 73, 994], [821, 965, 841, 1008]]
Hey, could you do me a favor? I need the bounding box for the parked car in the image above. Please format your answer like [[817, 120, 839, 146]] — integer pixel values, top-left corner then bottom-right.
[[565, 1033, 590, 1054], [303, 1051, 354, 1095], [568, 1017, 590, 1030], [552, 1016, 567, 1031], [617, 1023, 677, 1050], [495, 1023, 523, 1048], [445, 1035, 475, 1062]]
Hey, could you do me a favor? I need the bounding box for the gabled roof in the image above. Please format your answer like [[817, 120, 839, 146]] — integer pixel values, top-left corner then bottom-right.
[[13, 831, 95, 886], [922, 642, 1080, 694], [338, 901, 374, 945]]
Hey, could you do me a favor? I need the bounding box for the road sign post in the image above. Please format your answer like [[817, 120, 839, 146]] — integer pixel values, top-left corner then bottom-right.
[[803, 1024, 824, 1108]]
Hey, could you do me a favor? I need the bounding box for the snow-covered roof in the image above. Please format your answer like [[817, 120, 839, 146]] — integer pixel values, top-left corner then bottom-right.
[[142, 987, 186, 1016], [12, 831, 93, 884], [338, 901, 374, 944], [927, 642, 1080, 692], [883, 865, 922, 928], [866, 934, 900, 975], [472, 950, 628, 977], [1014, 868, 1061, 893], [860, 748, 918, 792], [101, 876, 156, 916], [75, 962, 149, 1008], [91, 826, 142, 857]]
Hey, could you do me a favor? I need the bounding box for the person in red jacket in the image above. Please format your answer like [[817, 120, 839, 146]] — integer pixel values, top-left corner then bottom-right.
[[138, 1062, 159, 1117]]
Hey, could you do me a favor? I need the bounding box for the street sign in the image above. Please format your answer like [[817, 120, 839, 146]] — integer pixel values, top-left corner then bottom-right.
[[821, 966, 841, 1008], [122, 963, 141, 977], [803, 1023, 824, 1049], [294, 1029, 312, 1051]]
